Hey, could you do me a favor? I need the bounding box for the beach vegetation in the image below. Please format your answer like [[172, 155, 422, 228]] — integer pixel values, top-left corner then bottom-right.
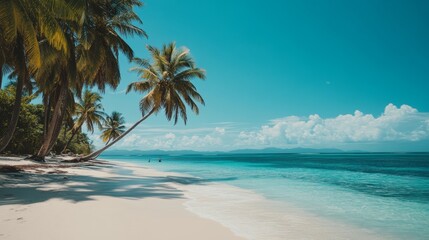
[[0, 85, 92, 155]]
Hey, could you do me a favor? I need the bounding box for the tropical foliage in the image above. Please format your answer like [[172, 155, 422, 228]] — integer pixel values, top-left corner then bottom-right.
[[0, 86, 92, 155], [33, 0, 146, 160], [0, 0, 74, 152], [0, 1, 206, 161], [0, 0, 146, 160]]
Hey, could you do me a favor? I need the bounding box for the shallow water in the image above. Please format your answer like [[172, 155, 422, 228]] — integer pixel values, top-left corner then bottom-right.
[[102, 153, 429, 239]]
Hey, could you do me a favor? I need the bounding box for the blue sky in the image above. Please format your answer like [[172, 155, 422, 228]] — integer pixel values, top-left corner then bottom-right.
[[92, 0, 429, 151], [6, 0, 429, 151], [110, 0, 429, 122]]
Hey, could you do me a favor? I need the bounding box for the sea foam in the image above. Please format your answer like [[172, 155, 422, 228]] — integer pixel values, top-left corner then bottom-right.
[[176, 181, 388, 240]]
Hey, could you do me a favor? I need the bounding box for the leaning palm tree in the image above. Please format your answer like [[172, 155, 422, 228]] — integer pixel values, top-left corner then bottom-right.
[[62, 90, 105, 153], [77, 42, 206, 160], [101, 111, 126, 145]]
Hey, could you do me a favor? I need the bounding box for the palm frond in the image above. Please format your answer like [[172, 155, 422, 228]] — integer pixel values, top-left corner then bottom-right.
[[126, 80, 153, 93]]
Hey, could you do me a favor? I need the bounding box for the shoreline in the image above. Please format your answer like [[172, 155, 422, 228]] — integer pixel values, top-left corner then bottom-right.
[[1, 156, 390, 240], [111, 159, 390, 240], [0, 157, 242, 240]]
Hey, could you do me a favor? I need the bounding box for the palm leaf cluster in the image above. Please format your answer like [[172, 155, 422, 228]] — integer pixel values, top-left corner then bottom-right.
[[101, 111, 126, 144], [127, 43, 205, 124], [73, 90, 106, 133]]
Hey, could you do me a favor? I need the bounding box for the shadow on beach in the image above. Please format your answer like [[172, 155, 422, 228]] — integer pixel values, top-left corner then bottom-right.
[[0, 164, 183, 205], [0, 162, 239, 206]]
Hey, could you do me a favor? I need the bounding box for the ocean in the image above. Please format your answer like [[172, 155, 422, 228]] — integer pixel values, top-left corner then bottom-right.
[[101, 153, 429, 240]]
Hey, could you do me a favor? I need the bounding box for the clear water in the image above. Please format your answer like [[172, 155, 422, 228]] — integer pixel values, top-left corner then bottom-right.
[[101, 153, 429, 239]]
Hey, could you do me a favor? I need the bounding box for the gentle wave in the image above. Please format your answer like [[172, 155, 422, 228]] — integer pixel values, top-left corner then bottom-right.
[[176, 181, 388, 240]]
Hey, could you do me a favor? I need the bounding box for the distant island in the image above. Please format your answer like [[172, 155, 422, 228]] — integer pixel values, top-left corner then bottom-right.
[[101, 147, 354, 156]]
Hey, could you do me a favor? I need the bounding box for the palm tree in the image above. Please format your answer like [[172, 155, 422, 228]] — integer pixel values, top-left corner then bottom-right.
[[62, 90, 105, 153], [32, 31, 78, 160], [77, 0, 147, 93], [78, 42, 206, 160], [34, 0, 146, 160], [101, 111, 126, 145], [0, 0, 76, 152]]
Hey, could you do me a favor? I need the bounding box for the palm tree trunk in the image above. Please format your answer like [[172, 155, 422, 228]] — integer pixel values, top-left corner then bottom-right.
[[0, 71, 24, 152], [43, 95, 51, 139], [46, 83, 69, 154], [34, 77, 69, 160], [63, 120, 67, 140], [61, 124, 81, 154], [77, 109, 155, 161]]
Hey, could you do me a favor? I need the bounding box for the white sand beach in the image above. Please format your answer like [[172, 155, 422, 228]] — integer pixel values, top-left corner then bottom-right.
[[0, 157, 242, 240]]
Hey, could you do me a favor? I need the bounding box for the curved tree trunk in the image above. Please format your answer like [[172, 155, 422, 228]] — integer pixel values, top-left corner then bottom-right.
[[61, 124, 81, 154], [77, 109, 155, 161], [34, 77, 69, 161], [42, 94, 51, 139], [0, 37, 27, 153], [0, 72, 24, 152]]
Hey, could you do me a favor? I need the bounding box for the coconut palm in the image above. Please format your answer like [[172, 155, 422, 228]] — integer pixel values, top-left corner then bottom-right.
[[77, 0, 146, 93], [101, 111, 126, 145], [78, 42, 206, 160], [62, 90, 105, 153], [32, 31, 79, 160], [0, 0, 76, 152], [0, 0, 72, 69], [34, 0, 146, 160]]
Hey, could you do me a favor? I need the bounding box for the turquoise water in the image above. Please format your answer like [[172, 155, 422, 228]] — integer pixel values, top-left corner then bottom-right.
[[102, 153, 429, 239]]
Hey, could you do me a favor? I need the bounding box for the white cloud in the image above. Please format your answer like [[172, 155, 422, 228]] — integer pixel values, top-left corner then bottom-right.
[[214, 127, 226, 135], [90, 103, 429, 151], [236, 104, 429, 147], [96, 128, 224, 151], [180, 135, 222, 148], [165, 133, 176, 139]]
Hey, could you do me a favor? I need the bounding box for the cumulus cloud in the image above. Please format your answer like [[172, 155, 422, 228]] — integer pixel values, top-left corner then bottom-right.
[[165, 133, 176, 139], [101, 127, 225, 150], [237, 104, 429, 146], [90, 103, 429, 151], [214, 127, 226, 135]]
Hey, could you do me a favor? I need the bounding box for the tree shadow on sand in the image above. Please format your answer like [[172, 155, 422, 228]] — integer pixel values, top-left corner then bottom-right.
[[0, 163, 231, 206]]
